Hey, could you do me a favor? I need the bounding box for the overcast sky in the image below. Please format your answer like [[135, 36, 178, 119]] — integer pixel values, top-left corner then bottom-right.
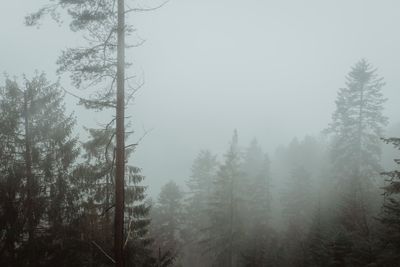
[[1, 0, 399, 196]]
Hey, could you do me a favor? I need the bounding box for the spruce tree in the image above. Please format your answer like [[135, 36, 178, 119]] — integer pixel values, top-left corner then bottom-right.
[[240, 139, 276, 266], [0, 78, 27, 266], [281, 166, 314, 267], [184, 150, 218, 267], [26, 1, 164, 265], [306, 203, 330, 267], [327, 59, 387, 185], [73, 127, 154, 266], [377, 137, 400, 266], [206, 130, 244, 267], [0, 73, 80, 266], [326, 59, 388, 266], [150, 181, 184, 266]]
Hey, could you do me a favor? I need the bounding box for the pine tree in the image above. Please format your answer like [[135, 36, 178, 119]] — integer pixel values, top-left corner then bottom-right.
[[72, 127, 154, 266], [206, 130, 244, 267], [0, 78, 27, 266], [242, 139, 272, 223], [240, 139, 276, 266], [150, 181, 184, 266], [377, 137, 400, 266], [0, 73, 80, 266], [328, 230, 352, 267], [281, 166, 314, 267], [183, 150, 218, 267], [26, 1, 164, 265], [326, 59, 388, 266], [327, 59, 387, 185], [306, 203, 330, 267]]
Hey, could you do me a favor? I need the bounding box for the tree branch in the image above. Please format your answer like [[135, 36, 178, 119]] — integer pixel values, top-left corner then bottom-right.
[[91, 241, 115, 264], [125, 0, 170, 14]]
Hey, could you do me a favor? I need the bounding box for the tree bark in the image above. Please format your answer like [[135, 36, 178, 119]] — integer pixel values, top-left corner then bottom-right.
[[115, 0, 126, 266], [24, 91, 35, 266]]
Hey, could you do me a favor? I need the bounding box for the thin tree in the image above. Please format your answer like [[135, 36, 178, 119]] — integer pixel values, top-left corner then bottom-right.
[[326, 59, 387, 188], [26, 1, 166, 266], [325, 59, 388, 265], [206, 130, 243, 267], [115, 1, 126, 265], [377, 137, 400, 266], [150, 181, 184, 264], [0, 73, 80, 266], [184, 150, 218, 267]]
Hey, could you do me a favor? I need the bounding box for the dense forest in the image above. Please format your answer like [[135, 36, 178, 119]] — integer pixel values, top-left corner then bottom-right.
[[1, 1, 400, 267]]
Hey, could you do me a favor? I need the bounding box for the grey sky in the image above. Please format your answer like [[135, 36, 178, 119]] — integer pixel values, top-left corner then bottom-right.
[[1, 0, 399, 195]]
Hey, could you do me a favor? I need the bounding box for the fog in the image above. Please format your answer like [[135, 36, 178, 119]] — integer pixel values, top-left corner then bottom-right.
[[1, 0, 399, 195], [1, 1, 400, 266]]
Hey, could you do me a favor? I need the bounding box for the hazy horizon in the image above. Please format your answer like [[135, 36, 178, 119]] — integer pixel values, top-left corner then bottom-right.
[[1, 0, 399, 196]]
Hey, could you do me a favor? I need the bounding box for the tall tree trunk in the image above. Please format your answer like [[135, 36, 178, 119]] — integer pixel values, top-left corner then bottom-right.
[[357, 82, 365, 177], [24, 91, 35, 266], [228, 177, 234, 267], [115, 0, 126, 266]]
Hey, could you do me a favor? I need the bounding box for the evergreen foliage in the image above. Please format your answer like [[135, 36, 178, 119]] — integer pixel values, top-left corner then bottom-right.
[[377, 137, 400, 266], [0, 73, 79, 266], [206, 130, 244, 267], [150, 181, 184, 266]]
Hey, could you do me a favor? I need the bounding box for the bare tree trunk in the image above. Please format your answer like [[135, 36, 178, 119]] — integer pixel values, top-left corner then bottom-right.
[[357, 82, 365, 176], [106, 174, 112, 245], [115, 0, 126, 266], [24, 91, 35, 266], [158, 247, 161, 267], [228, 177, 234, 267]]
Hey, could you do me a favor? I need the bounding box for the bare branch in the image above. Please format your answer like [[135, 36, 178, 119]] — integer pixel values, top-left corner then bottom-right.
[[101, 204, 116, 216], [105, 131, 116, 163], [125, 0, 170, 14], [91, 241, 115, 264], [123, 218, 134, 249], [125, 127, 153, 149], [61, 87, 117, 108]]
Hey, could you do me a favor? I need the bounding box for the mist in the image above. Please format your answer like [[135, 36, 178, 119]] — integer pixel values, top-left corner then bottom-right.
[[0, 0, 400, 266]]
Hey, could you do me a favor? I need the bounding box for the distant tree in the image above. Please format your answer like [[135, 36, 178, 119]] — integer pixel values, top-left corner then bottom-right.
[[281, 166, 314, 267], [150, 181, 184, 266], [305, 203, 330, 267], [328, 230, 352, 267], [240, 139, 277, 266], [326, 59, 387, 185], [281, 166, 313, 230], [241, 139, 272, 220], [377, 137, 400, 266], [183, 150, 218, 267], [277, 137, 321, 171], [205, 130, 244, 267], [326, 59, 388, 266]]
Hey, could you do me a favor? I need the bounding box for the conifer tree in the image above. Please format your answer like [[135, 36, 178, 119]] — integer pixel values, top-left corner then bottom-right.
[[377, 137, 400, 266], [326, 59, 388, 266], [0, 78, 27, 266], [281, 166, 314, 267], [26, 1, 165, 265], [240, 139, 276, 266], [305, 203, 330, 267], [184, 150, 218, 267], [0, 73, 79, 266], [150, 181, 184, 266], [73, 127, 154, 266], [206, 130, 243, 267], [327, 59, 387, 185]]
